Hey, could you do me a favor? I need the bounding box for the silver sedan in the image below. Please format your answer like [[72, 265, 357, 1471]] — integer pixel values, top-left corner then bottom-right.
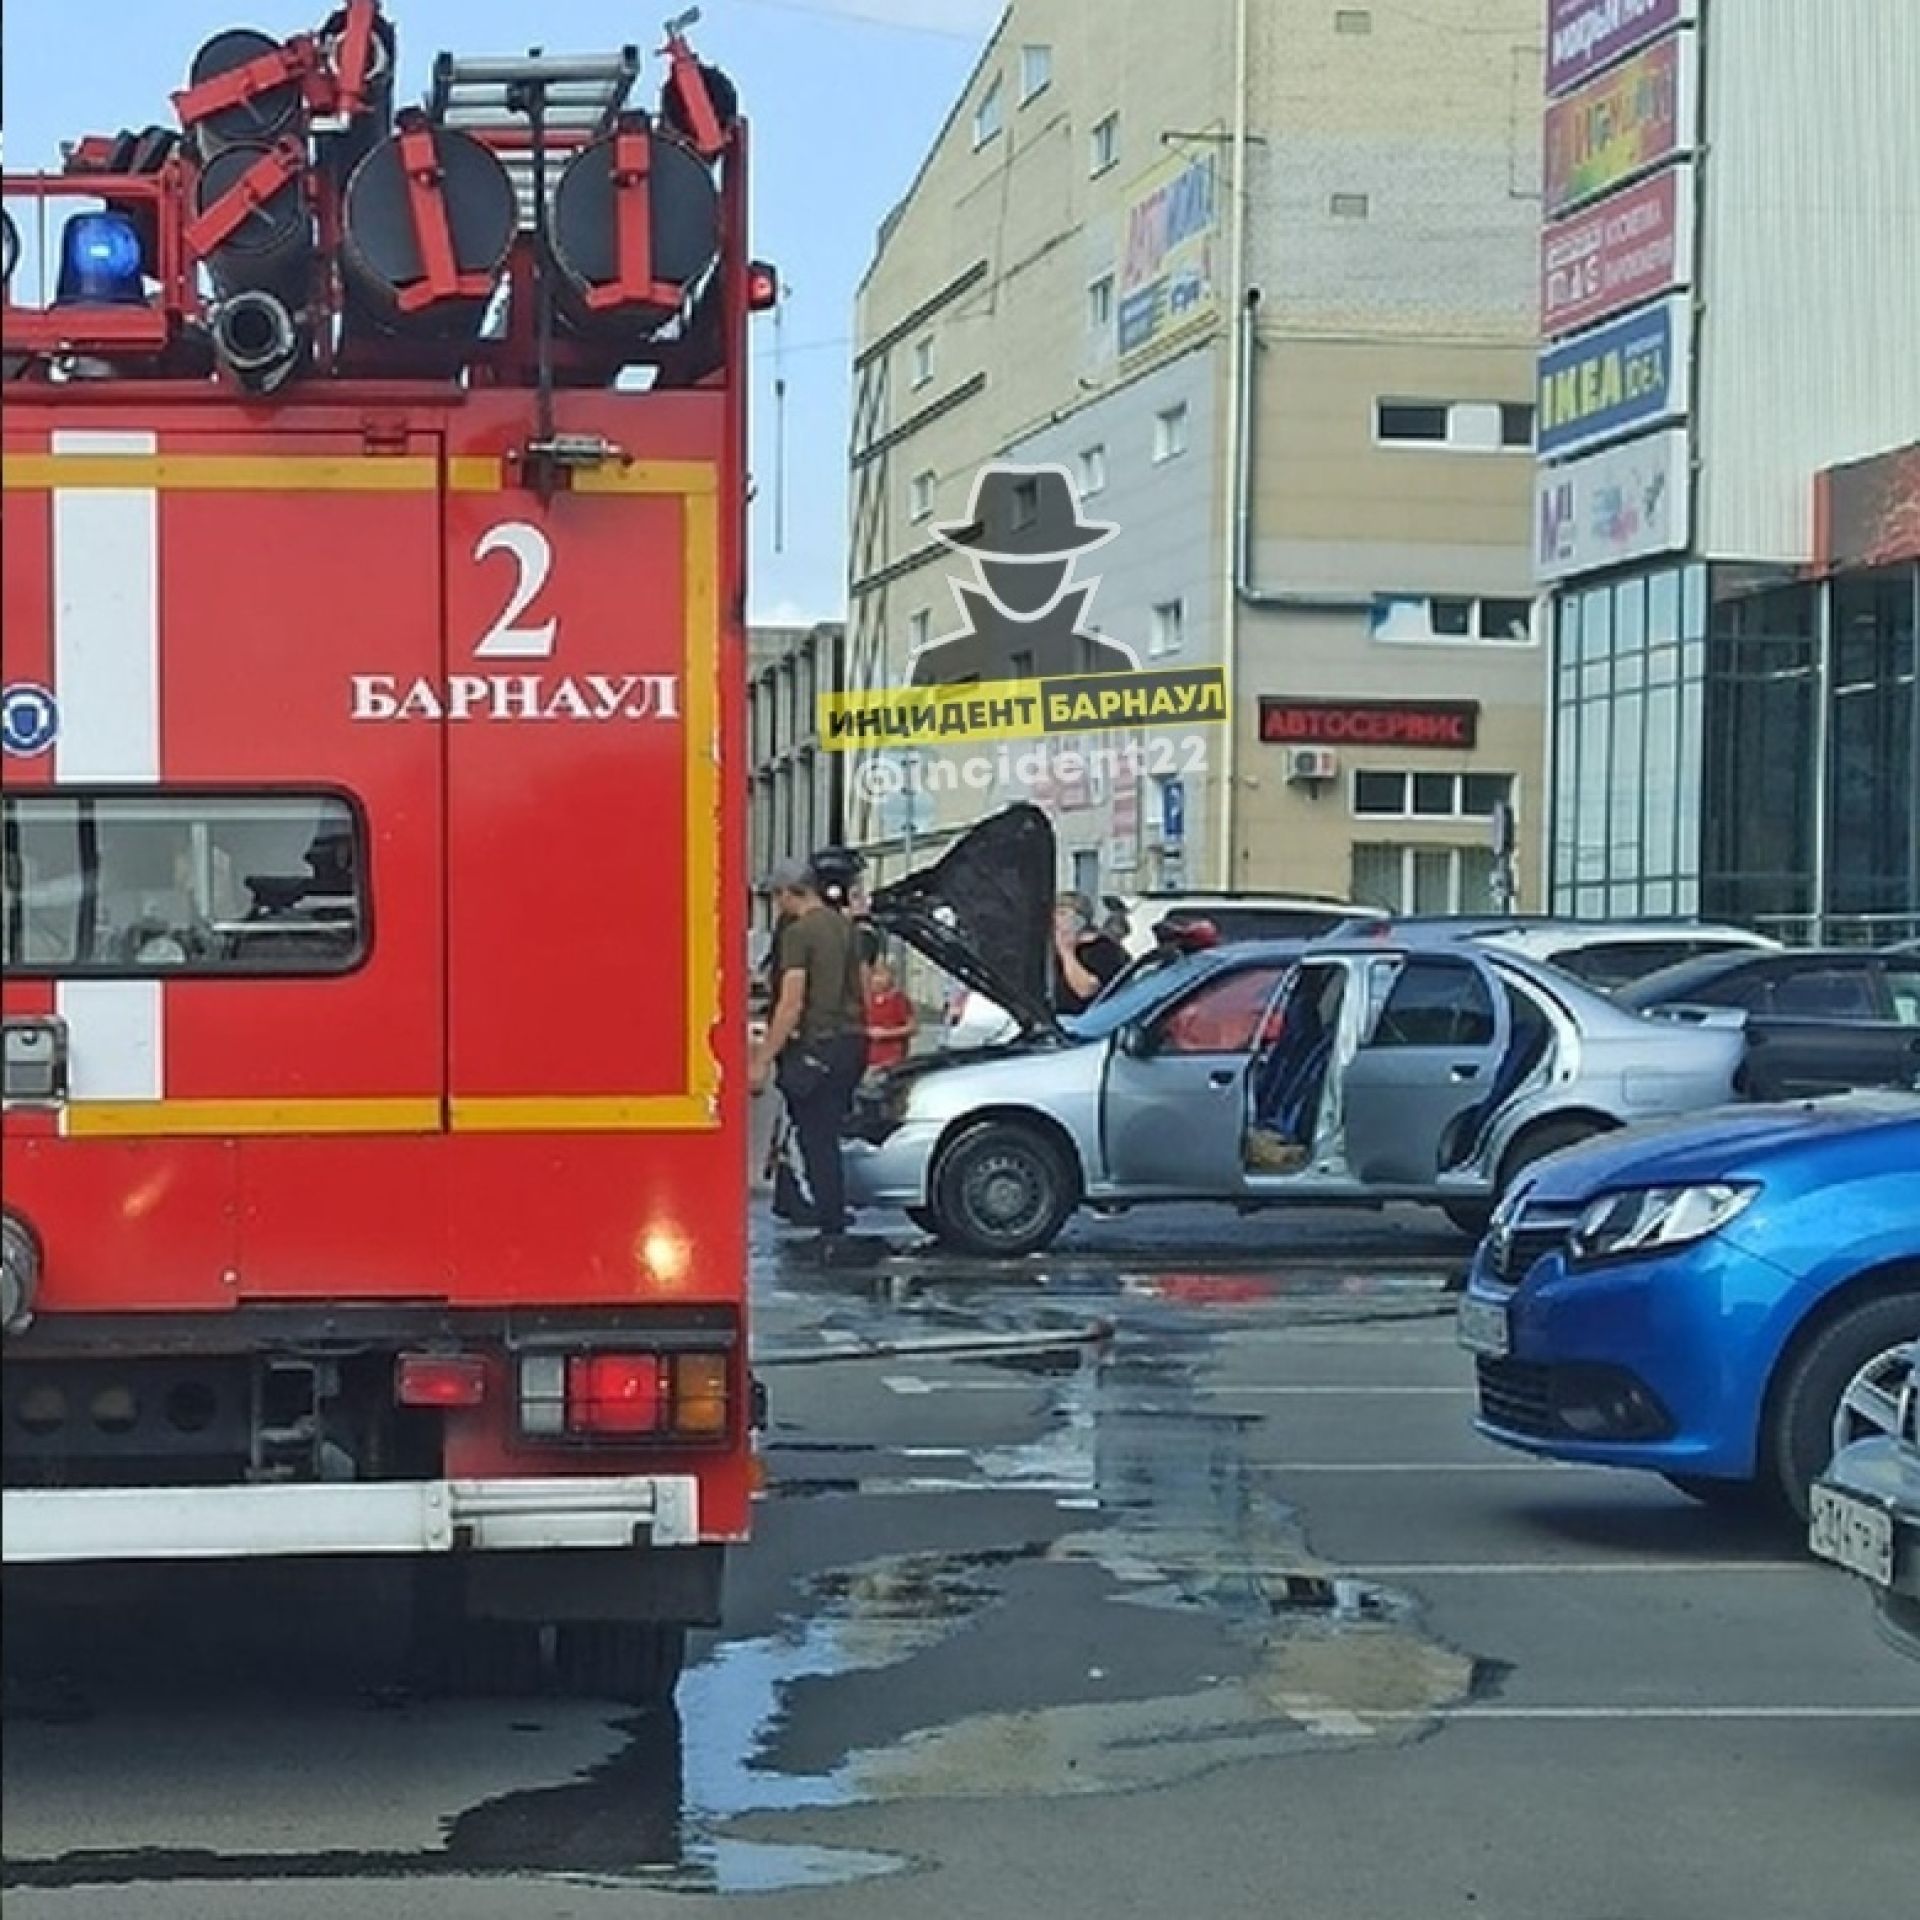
[[844, 940, 1747, 1256]]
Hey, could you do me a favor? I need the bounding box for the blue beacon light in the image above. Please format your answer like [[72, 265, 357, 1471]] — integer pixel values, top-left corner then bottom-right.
[[54, 211, 147, 305]]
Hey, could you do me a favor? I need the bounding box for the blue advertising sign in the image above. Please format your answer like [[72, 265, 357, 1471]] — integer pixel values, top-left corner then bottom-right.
[[1536, 295, 1691, 459]]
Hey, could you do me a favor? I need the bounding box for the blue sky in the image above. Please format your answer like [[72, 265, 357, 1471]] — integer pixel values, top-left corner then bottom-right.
[[2, 0, 1001, 621]]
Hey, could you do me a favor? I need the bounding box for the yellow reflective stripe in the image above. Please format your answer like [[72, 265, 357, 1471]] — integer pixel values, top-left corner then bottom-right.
[[450, 1095, 715, 1132], [446, 456, 505, 492], [3, 454, 438, 492], [65, 1098, 441, 1138], [573, 460, 718, 496], [445, 457, 717, 496], [682, 491, 722, 1109]]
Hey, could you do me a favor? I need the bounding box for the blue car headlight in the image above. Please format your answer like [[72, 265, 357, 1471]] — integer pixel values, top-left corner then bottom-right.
[[1569, 1182, 1758, 1264]]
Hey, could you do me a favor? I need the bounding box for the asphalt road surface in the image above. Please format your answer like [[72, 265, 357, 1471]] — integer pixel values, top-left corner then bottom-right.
[[6, 1206, 1918, 1918]]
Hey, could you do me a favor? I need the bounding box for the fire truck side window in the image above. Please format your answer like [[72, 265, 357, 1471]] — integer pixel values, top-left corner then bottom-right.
[[1, 793, 365, 975]]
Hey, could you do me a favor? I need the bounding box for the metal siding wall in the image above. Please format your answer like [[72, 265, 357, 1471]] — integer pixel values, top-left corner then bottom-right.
[[1695, 0, 1920, 562]]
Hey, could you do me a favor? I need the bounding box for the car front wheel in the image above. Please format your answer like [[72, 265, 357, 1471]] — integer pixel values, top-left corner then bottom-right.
[[1765, 1291, 1919, 1521], [929, 1121, 1075, 1258]]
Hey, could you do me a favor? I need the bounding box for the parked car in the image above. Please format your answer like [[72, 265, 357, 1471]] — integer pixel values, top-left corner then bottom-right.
[[1617, 947, 1920, 1099], [855, 806, 1747, 1255], [1811, 1339, 1920, 1662], [1459, 1091, 1920, 1517], [1119, 892, 1380, 955], [943, 891, 1382, 1050], [1326, 915, 1779, 993]]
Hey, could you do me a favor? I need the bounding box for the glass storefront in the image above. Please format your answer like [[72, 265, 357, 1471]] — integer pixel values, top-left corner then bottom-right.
[[1550, 561, 1708, 919], [1551, 561, 1920, 940]]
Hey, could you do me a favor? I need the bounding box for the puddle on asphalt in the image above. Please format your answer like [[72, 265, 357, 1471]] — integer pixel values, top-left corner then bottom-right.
[[628, 1326, 1482, 1870], [6, 1300, 1475, 1899]]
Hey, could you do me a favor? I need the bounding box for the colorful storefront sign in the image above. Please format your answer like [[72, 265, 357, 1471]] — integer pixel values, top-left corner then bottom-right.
[[1546, 0, 1693, 97], [1117, 151, 1218, 358], [1536, 427, 1691, 581], [1543, 33, 1694, 217], [1540, 163, 1692, 337], [1536, 295, 1691, 459]]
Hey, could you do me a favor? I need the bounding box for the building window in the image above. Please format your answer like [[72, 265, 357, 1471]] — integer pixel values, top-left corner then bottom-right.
[[1480, 597, 1536, 642], [907, 607, 932, 655], [1009, 476, 1041, 531], [1089, 112, 1119, 176], [1153, 401, 1190, 462], [1078, 444, 1108, 496], [1351, 772, 1513, 820], [1352, 842, 1499, 914], [1376, 401, 1449, 442], [1149, 598, 1186, 657], [1087, 273, 1114, 333], [1330, 192, 1370, 218], [1019, 44, 1052, 103], [1009, 648, 1035, 681], [3, 791, 367, 975], [909, 334, 933, 388], [908, 469, 935, 521], [1377, 399, 1535, 452], [972, 76, 1004, 149], [1370, 594, 1538, 645], [1335, 8, 1373, 31]]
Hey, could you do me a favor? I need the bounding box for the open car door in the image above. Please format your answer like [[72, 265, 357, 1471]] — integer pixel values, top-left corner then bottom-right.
[[1341, 952, 1511, 1186]]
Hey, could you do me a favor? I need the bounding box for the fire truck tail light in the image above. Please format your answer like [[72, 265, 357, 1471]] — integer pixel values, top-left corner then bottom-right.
[[672, 1353, 729, 1435], [394, 1353, 488, 1408], [567, 1353, 668, 1435], [516, 1349, 732, 1440]]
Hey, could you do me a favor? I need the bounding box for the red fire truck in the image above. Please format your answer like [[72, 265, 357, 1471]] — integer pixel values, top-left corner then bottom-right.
[[1, 1, 762, 1701]]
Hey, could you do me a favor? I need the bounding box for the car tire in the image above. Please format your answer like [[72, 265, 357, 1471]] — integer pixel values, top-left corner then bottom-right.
[[1765, 1292, 1920, 1521], [929, 1121, 1075, 1258], [1496, 1115, 1610, 1197]]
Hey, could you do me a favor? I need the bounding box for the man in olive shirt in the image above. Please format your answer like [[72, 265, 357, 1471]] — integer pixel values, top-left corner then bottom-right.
[[749, 857, 868, 1252]]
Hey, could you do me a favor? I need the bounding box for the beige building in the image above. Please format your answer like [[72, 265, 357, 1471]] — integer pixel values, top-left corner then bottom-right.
[[747, 621, 843, 929], [847, 0, 1548, 912]]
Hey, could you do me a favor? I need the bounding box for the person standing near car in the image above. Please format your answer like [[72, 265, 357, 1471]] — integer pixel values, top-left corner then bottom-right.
[[749, 857, 868, 1257], [862, 956, 917, 1070], [1052, 890, 1128, 1015]]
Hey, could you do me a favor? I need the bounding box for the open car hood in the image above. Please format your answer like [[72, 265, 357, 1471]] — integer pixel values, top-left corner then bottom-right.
[[868, 804, 1060, 1038]]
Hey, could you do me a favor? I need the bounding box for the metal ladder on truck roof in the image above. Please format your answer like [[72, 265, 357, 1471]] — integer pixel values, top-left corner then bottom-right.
[[425, 47, 642, 228]]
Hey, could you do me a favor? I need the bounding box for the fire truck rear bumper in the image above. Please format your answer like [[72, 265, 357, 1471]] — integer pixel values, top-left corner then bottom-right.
[[1, 1474, 701, 1565]]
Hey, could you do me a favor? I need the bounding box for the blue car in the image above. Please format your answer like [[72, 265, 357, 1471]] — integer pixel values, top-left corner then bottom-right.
[[1459, 1092, 1920, 1516]]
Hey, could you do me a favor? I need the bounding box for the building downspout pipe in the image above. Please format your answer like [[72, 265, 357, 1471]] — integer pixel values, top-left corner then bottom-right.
[[1217, 0, 1251, 891]]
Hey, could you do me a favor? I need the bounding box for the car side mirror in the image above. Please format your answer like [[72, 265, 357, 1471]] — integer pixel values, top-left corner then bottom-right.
[[1115, 1020, 1153, 1059]]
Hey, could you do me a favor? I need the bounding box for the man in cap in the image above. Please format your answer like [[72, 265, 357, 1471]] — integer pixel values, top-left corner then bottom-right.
[[907, 462, 1138, 686], [749, 856, 868, 1258]]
